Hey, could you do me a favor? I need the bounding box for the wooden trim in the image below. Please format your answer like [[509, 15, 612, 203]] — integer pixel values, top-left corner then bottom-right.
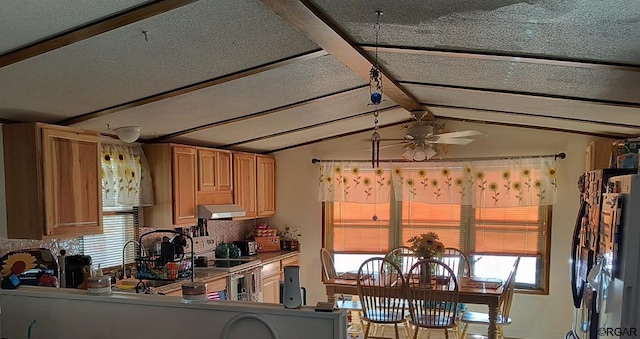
[[58, 49, 328, 126], [260, 0, 428, 117], [151, 84, 365, 142], [402, 81, 640, 109], [221, 105, 399, 148], [0, 0, 198, 68], [363, 45, 640, 73], [261, 113, 624, 154]]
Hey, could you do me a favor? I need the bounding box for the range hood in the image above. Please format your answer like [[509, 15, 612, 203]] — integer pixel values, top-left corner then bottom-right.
[[198, 204, 246, 219]]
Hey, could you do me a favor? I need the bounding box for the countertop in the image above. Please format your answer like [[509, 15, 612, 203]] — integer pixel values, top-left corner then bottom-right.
[[139, 250, 299, 294]]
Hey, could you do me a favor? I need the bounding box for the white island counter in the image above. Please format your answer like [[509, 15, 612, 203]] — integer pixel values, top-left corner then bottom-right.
[[0, 286, 346, 339]]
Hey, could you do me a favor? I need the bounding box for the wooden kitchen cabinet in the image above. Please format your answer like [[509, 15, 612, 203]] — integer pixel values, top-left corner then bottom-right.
[[262, 274, 281, 304], [256, 155, 276, 217], [3, 123, 102, 239], [197, 148, 232, 205], [143, 144, 197, 228], [260, 254, 299, 304], [233, 152, 257, 219]]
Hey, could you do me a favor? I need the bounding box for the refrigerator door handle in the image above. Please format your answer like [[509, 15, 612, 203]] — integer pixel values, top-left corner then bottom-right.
[[571, 200, 588, 308]]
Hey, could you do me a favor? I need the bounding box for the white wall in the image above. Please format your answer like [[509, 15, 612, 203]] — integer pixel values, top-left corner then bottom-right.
[[269, 120, 610, 339], [0, 286, 346, 339]]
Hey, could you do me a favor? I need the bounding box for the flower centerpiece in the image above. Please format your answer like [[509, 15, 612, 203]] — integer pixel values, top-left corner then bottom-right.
[[407, 231, 445, 259], [407, 232, 446, 284]]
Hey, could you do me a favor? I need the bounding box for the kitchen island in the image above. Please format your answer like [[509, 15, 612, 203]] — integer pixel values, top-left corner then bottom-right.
[[0, 283, 346, 339]]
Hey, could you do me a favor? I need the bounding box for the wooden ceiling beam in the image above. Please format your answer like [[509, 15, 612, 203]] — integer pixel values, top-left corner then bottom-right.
[[260, 0, 430, 117], [364, 45, 640, 73], [0, 0, 198, 68]]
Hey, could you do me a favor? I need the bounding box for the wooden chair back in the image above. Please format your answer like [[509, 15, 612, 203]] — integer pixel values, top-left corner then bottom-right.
[[384, 246, 419, 279], [441, 247, 471, 278], [320, 248, 337, 282], [500, 257, 521, 319], [357, 257, 408, 325], [405, 259, 460, 330]]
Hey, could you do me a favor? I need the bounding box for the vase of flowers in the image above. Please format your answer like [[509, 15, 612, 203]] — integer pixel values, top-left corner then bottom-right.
[[278, 226, 301, 251], [407, 232, 445, 285]]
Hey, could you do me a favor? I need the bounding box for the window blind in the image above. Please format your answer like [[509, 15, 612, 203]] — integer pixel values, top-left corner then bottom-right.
[[81, 206, 139, 269], [330, 202, 391, 253], [469, 206, 546, 255], [401, 201, 462, 250]]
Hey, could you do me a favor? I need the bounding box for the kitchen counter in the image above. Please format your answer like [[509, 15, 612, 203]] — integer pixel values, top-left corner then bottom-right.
[[145, 250, 299, 294], [246, 250, 298, 265]]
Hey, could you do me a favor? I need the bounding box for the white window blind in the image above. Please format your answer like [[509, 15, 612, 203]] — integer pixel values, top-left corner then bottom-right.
[[81, 206, 139, 269]]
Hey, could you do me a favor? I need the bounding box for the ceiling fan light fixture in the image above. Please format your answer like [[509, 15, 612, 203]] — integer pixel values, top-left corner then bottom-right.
[[114, 126, 141, 143]]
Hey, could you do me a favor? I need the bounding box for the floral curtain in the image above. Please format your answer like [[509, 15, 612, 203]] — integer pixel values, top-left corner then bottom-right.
[[318, 157, 558, 207], [318, 162, 392, 203], [101, 143, 154, 207]]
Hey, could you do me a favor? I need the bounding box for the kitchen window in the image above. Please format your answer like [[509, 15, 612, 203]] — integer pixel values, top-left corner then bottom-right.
[[81, 142, 153, 270], [320, 157, 557, 293]]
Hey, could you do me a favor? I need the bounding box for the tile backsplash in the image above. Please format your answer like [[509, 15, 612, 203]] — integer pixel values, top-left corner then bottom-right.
[[0, 237, 81, 258], [137, 219, 257, 252], [0, 219, 256, 261]]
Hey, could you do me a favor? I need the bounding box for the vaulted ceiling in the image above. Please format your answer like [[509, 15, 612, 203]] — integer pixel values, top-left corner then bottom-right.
[[1, 0, 639, 154]]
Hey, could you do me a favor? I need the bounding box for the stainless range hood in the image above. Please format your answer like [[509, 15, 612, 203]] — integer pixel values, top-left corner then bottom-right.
[[198, 204, 246, 219]]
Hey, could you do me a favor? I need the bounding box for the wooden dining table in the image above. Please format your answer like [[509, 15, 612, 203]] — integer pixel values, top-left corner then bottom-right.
[[324, 267, 513, 339]]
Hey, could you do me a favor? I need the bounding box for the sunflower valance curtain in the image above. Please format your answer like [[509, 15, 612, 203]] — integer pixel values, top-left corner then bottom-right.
[[318, 157, 558, 207], [101, 143, 154, 207]]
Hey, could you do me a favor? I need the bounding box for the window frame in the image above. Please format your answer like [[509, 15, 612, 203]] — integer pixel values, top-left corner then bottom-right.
[[322, 202, 552, 294]]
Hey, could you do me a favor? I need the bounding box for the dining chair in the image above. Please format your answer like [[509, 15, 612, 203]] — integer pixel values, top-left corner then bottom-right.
[[405, 259, 460, 339], [321, 248, 366, 337], [441, 248, 471, 279], [459, 257, 521, 339], [357, 257, 413, 339], [320, 247, 338, 282], [384, 246, 419, 279]]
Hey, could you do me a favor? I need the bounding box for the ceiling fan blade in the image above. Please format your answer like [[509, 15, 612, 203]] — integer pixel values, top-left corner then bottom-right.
[[436, 130, 483, 139], [430, 138, 475, 145]]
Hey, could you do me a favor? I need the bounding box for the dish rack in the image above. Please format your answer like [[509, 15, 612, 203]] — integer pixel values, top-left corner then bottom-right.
[[135, 230, 194, 282]]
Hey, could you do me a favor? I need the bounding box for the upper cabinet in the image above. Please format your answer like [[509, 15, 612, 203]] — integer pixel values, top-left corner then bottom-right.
[[256, 155, 276, 218], [197, 148, 232, 205], [3, 123, 102, 239], [233, 152, 276, 220], [233, 152, 257, 219], [143, 144, 197, 228]]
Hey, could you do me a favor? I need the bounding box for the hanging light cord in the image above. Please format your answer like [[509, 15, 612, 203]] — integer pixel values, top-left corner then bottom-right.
[[370, 11, 384, 168]]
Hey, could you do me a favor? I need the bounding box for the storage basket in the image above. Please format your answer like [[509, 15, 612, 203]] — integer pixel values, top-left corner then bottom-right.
[[254, 229, 278, 237], [135, 257, 192, 281]]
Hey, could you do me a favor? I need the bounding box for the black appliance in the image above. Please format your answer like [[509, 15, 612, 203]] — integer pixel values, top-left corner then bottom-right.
[[233, 240, 257, 256], [65, 255, 92, 288], [568, 168, 636, 338]]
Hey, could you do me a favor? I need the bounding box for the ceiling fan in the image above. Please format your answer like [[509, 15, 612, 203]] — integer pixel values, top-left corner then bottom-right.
[[379, 111, 483, 161]]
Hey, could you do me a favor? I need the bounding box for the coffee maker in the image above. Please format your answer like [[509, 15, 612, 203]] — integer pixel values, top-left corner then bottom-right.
[[64, 255, 92, 288]]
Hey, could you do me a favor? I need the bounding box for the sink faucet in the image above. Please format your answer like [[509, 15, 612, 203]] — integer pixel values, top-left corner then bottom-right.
[[122, 240, 146, 280]]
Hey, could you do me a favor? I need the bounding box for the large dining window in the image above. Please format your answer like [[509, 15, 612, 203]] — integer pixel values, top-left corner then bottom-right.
[[320, 158, 557, 293]]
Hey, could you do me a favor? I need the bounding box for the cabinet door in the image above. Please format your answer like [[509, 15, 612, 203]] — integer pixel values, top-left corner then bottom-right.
[[233, 153, 257, 218], [262, 274, 280, 304], [172, 146, 197, 225], [42, 128, 102, 237], [256, 155, 276, 217], [217, 150, 232, 192], [198, 149, 218, 192]]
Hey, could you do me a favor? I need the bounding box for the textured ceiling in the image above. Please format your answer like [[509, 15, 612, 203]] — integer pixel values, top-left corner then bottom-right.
[[1, 0, 639, 155]]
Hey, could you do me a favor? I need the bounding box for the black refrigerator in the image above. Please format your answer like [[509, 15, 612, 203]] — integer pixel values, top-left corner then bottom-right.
[[566, 168, 636, 339]]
